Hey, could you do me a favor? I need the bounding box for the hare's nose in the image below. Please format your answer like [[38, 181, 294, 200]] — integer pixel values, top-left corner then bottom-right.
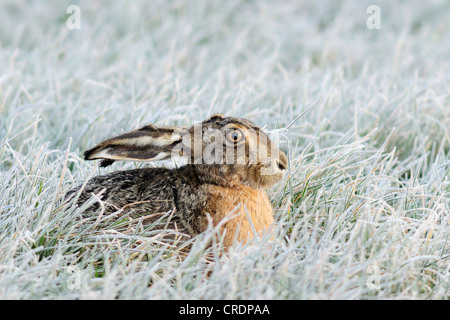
[[276, 152, 288, 170]]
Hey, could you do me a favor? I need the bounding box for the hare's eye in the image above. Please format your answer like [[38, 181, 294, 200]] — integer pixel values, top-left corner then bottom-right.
[[226, 128, 244, 144]]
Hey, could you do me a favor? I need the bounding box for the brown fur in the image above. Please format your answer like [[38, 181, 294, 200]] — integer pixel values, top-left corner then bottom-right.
[[205, 184, 274, 246], [65, 114, 286, 249]]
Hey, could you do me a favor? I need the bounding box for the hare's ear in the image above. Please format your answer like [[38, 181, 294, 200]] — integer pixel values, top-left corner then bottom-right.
[[84, 124, 185, 167]]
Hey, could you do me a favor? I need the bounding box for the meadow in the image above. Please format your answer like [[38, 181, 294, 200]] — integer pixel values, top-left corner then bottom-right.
[[0, 0, 448, 299]]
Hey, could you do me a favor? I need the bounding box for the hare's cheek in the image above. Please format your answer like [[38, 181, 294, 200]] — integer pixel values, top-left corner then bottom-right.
[[258, 175, 277, 188], [259, 161, 282, 177], [258, 164, 285, 187]]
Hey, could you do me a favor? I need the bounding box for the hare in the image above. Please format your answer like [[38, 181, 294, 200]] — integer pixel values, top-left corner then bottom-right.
[[65, 114, 287, 247]]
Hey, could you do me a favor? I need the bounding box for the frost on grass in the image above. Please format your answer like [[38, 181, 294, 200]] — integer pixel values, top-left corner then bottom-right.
[[0, 0, 449, 299]]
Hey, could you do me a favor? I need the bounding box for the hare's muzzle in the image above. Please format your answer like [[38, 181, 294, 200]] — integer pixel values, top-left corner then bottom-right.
[[260, 149, 287, 177], [276, 152, 288, 171]]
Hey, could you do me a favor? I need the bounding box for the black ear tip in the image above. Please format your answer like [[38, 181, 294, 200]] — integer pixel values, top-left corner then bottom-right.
[[99, 159, 115, 167], [83, 149, 93, 160], [83, 147, 114, 167]]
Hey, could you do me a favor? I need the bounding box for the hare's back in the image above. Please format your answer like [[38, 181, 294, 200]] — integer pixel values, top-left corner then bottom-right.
[[65, 167, 178, 215]]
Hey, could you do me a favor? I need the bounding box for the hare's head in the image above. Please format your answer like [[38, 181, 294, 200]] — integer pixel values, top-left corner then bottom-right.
[[84, 114, 287, 188]]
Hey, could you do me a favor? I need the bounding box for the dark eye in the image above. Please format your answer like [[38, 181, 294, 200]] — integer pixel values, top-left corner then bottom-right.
[[226, 128, 244, 144]]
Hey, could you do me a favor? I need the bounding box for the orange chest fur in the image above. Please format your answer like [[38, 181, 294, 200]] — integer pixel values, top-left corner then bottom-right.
[[204, 184, 274, 246]]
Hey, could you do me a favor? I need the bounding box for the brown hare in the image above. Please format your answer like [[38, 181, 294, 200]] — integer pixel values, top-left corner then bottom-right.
[[65, 114, 287, 248]]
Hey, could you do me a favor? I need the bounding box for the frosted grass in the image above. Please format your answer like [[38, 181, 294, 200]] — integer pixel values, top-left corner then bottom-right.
[[0, 0, 448, 299]]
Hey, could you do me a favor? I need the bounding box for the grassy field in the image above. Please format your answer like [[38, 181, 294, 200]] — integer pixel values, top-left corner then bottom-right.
[[0, 0, 449, 299]]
